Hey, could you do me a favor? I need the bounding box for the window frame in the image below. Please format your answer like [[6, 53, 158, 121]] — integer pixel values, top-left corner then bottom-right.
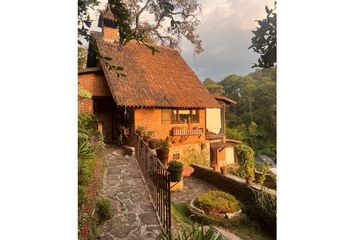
[[171, 109, 199, 124]]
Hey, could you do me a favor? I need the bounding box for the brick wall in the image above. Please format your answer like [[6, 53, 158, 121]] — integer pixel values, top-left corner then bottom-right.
[[78, 72, 112, 97], [134, 108, 210, 163], [102, 27, 118, 41], [78, 98, 93, 114], [134, 109, 206, 142], [78, 72, 112, 113]]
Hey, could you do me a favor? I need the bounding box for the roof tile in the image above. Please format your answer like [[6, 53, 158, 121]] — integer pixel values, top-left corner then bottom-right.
[[91, 32, 221, 109]]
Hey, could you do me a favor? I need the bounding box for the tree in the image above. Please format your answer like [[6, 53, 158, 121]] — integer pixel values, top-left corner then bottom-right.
[[124, 0, 203, 54], [78, 0, 204, 76], [78, 47, 87, 70], [78, 0, 203, 53], [220, 68, 276, 157], [203, 77, 225, 96], [78, 0, 100, 45], [249, 1, 277, 69]]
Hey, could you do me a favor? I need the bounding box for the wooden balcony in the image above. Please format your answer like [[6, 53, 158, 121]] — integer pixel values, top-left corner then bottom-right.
[[170, 128, 203, 138]]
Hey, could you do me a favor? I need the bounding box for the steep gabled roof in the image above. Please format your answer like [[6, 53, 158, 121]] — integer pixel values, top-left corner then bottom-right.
[[91, 31, 221, 109]]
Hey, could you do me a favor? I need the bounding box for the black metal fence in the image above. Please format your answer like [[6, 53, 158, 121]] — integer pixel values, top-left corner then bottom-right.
[[134, 133, 171, 233]]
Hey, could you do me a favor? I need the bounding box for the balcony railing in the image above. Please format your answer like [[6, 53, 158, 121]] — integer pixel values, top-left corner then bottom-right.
[[134, 133, 171, 233], [170, 128, 203, 137]]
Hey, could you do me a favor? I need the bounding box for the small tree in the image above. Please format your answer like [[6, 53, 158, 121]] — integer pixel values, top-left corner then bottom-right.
[[235, 144, 255, 180], [249, 1, 277, 69]]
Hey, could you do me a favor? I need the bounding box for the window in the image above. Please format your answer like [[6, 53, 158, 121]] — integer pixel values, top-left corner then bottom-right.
[[161, 109, 171, 124], [171, 109, 199, 124], [178, 110, 190, 123], [172, 153, 180, 160], [191, 110, 198, 122]]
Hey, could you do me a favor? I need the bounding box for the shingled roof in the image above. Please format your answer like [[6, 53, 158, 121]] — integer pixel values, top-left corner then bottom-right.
[[91, 31, 221, 109]]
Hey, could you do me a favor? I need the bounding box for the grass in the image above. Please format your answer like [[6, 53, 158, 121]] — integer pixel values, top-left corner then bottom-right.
[[171, 202, 194, 231], [95, 197, 113, 224], [171, 202, 274, 240]]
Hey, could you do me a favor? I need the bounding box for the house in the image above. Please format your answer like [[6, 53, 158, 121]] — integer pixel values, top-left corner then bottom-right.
[[78, 9, 239, 167], [206, 95, 241, 170]]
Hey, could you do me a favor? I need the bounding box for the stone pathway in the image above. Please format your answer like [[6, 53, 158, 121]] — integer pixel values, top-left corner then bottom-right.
[[171, 176, 220, 204], [98, 146, 161, 240]]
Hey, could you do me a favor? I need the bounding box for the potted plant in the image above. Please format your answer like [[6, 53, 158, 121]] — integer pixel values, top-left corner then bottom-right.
[[148, 138, 158, 149], [136, 126, 145, 137], [156, 138, 170, 165], [143, 131, 154, 143], [245, 165, 255, 185], [236, 144, 255, 185], [168, 160, 184, 182], [220, 165, 228, 175]]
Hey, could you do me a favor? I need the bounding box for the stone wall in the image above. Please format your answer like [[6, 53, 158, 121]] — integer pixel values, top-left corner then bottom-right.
[[170, 142, 210, 166]]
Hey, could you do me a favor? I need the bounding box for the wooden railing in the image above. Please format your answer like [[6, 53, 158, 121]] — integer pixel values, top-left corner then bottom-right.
[[134, 133, 171, 233], [170, 128, 203, 137]]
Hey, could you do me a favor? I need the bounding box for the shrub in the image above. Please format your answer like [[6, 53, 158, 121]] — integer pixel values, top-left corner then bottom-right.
[[257, 163, 270, 187], [144, 131, 154, 138], [195, 191, 240, 214], [78, 141, 96, 186], [250, 189, 277, 234], [235, 144, 255, 179], [95, 197, 113, 224], [168, 161, 184, 182], [78, 185, 86, 208], [158, 137, 171, 151], [78, 87, 93, 99], [157, 222, 225, 240], [78, 113, 102, 145], [136, 126, 145, 136], [168, 160, 183, 171]]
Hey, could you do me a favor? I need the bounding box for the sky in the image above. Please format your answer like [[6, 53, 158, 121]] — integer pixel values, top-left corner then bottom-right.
[[87, 0, 273, 82], [180, 0, 273, 81]]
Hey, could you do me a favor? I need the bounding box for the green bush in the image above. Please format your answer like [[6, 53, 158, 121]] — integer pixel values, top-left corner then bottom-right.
[[157, 222, 225, 240], [78, 87, 93, 99], [78, 185, 86, 208], [95, 197, 113, 224], [235, 144, 255, 179], [250, 189, 277, 234], [78, 113, 95, 137], [257, 163, 270, 187], [168, 160, 183, 171], [78, 141, 96, 186], [78, 113, 103, 146], [195, 191, 240, 214]]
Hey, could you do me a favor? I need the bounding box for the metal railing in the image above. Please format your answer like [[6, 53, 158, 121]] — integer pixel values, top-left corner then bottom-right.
[[134, 133, 171, 233]]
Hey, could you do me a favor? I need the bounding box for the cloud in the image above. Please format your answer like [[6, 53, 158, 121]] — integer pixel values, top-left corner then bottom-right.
[[181, 0, 274, 81]]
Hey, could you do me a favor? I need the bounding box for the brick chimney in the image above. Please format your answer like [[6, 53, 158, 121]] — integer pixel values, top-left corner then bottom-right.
[[99, 8, 118, 42]]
